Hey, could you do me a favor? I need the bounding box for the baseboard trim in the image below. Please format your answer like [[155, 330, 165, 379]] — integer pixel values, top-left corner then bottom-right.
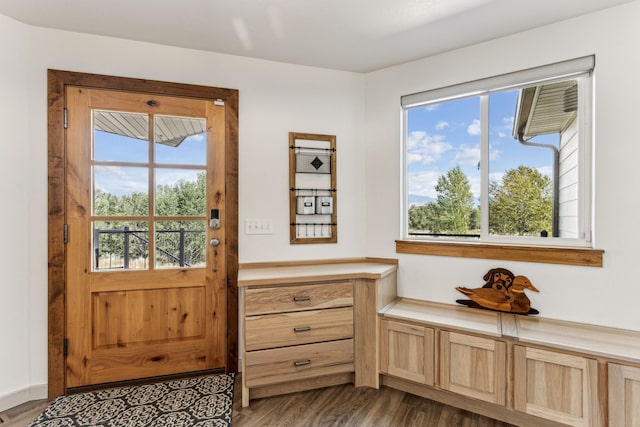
[[382, 375, 567, 427], [0, 384, 48, 412]]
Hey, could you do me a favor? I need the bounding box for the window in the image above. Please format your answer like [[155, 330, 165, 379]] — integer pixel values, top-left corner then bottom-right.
[[402, 56, 594, 247]]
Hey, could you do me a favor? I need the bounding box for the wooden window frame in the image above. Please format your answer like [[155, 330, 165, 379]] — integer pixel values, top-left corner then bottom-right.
[[395, 240, 603, 267], [48, 69, 239, 397]]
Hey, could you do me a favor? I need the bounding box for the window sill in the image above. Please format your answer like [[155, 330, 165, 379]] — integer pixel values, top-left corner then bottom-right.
[[395, 240, 603, 267]]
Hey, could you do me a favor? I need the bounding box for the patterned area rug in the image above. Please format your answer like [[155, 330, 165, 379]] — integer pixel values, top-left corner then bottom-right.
[[29, 373, 234, 427]]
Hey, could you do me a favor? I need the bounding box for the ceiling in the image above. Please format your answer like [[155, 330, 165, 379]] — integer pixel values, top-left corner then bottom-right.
[[0, 0, 633, 72]]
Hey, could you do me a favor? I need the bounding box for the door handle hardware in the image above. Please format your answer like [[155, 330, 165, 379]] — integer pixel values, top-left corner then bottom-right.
[[210, 238, 220, 247], [293, 360, 311, 367], [293, 327, 311, 333], [293, 296, 311, 302]]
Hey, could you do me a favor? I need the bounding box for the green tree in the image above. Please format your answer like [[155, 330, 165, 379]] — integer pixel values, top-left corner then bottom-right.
[[489, 165, 552, 236], [434, 166, 474, 234], [94, 172, 207, 269], [155, 172, 206, 266], [468, 207, 480, 232], [408, 203, 442, 234], [408, 166, 475, 235]]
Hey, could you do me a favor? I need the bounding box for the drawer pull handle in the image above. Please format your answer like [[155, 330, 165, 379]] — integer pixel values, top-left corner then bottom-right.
[[293, 296, 311, 302], [294, 326, 311, 333], [294, 360, 311, 367]]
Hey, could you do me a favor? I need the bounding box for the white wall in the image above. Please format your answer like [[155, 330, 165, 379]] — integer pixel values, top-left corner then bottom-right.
[[0, 19, 366, 409], [3, 0, 640, 411], [0, 14, 39, 410], [364, 1, 640, 331]]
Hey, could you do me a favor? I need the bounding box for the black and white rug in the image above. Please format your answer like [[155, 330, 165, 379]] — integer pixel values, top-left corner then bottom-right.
[[29, 373, 234, 427]]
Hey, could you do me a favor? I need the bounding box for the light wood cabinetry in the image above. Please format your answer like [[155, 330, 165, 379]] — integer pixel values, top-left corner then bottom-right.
[[608, 363, 640, 427], [441, 331, 506, 405], [514, 346, 599, 427], [242, 280, 354, 406], [379, 298, 640, 427], [238, 259, 397, 407], [244, 339, 355, 388], [380, 319, 434, 385]]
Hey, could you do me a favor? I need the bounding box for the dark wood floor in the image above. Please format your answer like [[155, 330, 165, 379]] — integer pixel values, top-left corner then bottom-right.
[[0, 376, 514, 426]]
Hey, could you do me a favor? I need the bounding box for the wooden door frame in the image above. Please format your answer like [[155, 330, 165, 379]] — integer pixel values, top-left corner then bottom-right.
[[47, 69, 239, 397]]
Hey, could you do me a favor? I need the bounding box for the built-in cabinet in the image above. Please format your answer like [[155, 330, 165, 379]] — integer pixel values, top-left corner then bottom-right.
[[380, 320, 434, 385], [441, 331, 506, 405], [243, 280, 355, 397], [237, 264, 640, 423], [238, 259, 397, 407], [514, 346, 599, 427], [379, 298, 640, 427], [608, 363, 640, 427]]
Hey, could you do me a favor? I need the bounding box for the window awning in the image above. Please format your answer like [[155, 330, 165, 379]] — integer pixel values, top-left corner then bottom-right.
[[93, 110, 206, 147], [513, 80, 578, 140]]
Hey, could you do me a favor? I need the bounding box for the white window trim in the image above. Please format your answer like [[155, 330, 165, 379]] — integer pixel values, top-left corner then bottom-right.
[[401, 56, 595, 248]]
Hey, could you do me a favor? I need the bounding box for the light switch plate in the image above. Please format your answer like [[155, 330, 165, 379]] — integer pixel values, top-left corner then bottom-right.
[[245, 219, 273, 235]]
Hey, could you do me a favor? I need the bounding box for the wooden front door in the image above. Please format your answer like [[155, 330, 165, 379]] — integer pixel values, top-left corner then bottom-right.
[[64, 86, 227, 388]]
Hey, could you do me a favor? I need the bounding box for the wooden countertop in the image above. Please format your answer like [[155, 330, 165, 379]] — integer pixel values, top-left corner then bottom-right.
[[380, 298, 502, 337], [238, 259, 397, 287], [515, 315, 640, 364], [380, 297, 640, 364]]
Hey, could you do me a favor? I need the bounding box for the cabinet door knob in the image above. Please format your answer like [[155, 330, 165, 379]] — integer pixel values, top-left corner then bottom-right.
[[294, 327, 311, 333], [293, 360, 311, 367], [293, 296, 311, 302]]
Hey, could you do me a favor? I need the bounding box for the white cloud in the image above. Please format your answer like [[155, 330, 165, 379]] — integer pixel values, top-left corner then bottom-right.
[[407, 170, 442, 199], [537, 166, 553, 178], [467, 119, 481, 136], [406, 130, 426, 150], [156, 169, 201, 187], [489, 171, 504, 183], [435, 121, 449, 130], [406, 153, 423, 164], [424, 104, 439, 111], [503, 116, 514, 127], [94, 166, 148, 196], [454, 144, 480, 166], [406, 130, 452, 165], [468, 175, 481, 202]]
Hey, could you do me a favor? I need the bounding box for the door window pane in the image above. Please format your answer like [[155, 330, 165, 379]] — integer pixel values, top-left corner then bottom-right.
[[155, 169, 206, 217], [93, 166, 149, 216], [155, 221, 206, 269], [154, 115, 206, 165], [93, 221, 149, 271], [93, 110, 149, 163]]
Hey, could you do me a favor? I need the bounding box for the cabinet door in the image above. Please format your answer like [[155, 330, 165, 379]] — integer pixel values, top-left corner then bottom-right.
[[380, 319, 434, 385], [514, 346, 599, 427], [440, 331, 506, 405], [609, 363, 640, 427]]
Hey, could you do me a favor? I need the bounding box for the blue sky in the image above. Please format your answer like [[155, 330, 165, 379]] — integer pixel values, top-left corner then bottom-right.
[[93, 130, 207, 198], [406, 89, 557, 206]]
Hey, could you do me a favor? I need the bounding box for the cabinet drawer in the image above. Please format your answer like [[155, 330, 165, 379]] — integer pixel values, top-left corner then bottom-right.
[[244, 281, 353, 315], [245, 307, 353, 351], [244, 339, 354, 387]]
